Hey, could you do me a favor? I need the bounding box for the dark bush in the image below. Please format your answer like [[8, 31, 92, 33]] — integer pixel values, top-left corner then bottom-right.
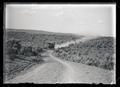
[[7, 39, 22, 60]]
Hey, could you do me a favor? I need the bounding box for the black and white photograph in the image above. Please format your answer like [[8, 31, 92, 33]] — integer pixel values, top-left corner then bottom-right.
[[3, 4, 116, 84]]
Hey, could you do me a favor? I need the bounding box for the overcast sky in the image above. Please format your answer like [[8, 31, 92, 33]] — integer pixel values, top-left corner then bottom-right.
[[5, 4, 116, 37]]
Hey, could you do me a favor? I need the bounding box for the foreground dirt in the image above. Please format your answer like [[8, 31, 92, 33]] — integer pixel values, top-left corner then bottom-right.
[[5, 50, 115, 84]]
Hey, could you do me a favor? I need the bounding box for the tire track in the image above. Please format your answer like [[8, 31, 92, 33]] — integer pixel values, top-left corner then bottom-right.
[[49, 51, 76, 83]]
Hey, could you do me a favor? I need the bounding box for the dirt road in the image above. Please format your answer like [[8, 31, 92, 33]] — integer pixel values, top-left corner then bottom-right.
[[50, 51, 114, 84], [5, 50, 114, 84], [5, 36, 115, 84], [55, 36, 98, 49]]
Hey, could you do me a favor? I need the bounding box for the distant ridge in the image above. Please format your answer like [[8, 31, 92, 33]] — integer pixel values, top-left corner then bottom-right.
[[6, 28, 58, 34], [5, 28, 84, 38], [5, 28, 115, 38]]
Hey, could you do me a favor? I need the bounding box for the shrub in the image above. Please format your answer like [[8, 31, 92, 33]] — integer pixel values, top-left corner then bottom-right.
[[7, 39, 22, 60], [54, 37, 115, 70]]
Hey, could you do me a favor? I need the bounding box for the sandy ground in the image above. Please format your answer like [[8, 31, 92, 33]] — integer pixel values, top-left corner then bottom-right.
[[5, 50, 114, 84]]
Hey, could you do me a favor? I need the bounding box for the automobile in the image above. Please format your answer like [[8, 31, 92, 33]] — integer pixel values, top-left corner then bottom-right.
[[47, 42, 55, 50]]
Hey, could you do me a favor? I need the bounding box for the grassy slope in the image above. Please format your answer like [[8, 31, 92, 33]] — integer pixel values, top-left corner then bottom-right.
[[54, 36, 115, 70]]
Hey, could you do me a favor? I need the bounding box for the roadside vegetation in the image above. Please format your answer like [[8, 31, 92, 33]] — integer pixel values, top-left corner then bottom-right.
[[4, 29, 81, 81], [4, 39, 45, 80], [53, 37, 115, 70]]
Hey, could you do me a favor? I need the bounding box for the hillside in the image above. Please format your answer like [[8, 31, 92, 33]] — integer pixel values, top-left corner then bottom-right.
[[54, 36, 116, 70], [5, 29, 83, 48], [4, 29, 83, 81]]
